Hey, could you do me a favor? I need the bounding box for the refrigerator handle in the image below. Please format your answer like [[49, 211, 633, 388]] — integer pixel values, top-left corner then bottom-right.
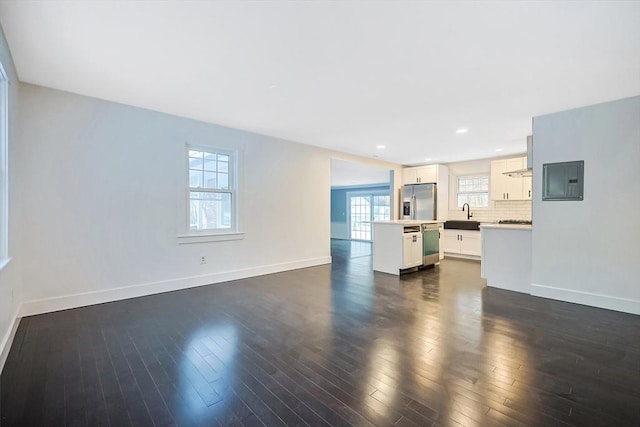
[[411, 194, 416, 220]]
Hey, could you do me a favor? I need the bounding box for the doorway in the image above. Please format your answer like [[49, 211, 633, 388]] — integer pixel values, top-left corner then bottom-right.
[[330, 159, 394, 243]]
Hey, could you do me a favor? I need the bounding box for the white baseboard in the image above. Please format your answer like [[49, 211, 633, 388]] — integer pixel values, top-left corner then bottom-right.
[[0, 305, 21, 374], [443, 253, 481, 261], [20, 256, 331, 317], [531, 283, 640, 315]]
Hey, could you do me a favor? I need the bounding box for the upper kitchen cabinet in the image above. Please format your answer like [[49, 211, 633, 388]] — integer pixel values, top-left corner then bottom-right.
[[403, 165, 437, 184], [490, 157, 529, 201]]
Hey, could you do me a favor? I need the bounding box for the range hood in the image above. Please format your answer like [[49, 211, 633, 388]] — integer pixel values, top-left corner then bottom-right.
[[503, 135, 533, 177]]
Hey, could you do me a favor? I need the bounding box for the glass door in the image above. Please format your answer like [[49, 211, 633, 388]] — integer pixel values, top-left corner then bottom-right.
[[372, 195, 390, 221], [349, 195, 371, 241], [348, 192, 390, 241]]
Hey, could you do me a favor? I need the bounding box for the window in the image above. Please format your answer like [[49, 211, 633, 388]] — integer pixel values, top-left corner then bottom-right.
[[456, 175, 489, 208], [187, 146, 236, 232], [0, 60, 8, 263]]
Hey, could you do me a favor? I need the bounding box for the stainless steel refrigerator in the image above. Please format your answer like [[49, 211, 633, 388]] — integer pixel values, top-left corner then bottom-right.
[[402, 183, 436, 220]]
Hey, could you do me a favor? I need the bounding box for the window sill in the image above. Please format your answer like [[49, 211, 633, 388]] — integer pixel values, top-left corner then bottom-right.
[[177, 232, 245, 244], [0, 257, 11, 272]]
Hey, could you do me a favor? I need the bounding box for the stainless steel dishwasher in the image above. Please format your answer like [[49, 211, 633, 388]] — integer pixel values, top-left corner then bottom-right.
[[422, 223, 440, 266]]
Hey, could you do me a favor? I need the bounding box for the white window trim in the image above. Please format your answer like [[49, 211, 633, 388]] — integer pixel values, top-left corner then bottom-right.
[[0, 60, 9, 269], [454, 174, 490, 209], [177, 232, 244, 244], [178, 143, 243, 243]]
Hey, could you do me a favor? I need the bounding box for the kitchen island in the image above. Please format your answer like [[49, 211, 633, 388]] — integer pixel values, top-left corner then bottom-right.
[[480, 223, 532, 293], [372, 220, 443, 275]]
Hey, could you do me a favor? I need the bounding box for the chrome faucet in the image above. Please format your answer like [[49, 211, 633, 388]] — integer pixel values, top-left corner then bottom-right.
[[462, 203, 473, 220]]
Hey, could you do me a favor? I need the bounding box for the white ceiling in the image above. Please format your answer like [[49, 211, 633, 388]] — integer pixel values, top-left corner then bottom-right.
[[1, 1, 639, 166]]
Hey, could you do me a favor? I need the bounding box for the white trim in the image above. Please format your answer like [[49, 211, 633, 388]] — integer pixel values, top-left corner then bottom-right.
[[531, 283, 640, 315], [19, 256, 332, 317], [0, 60, 8, 259], [331, 183, 389, 190], [443, 253, 481, 261], [0, 256, 11, 271], [177, 231, 244, 244], [0, 304, 21, 374]]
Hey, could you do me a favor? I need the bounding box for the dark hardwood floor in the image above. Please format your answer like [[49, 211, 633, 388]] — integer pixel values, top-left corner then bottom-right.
[[2, 239, 639, 426]]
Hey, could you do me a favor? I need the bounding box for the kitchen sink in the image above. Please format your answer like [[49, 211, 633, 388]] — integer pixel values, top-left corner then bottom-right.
[[444, 220, 480, 231]]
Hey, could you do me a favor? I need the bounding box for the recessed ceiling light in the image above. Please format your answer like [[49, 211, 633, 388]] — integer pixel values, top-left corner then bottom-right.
[[456, 128, 468, 134], [376, 145, 386, 149], [495, 148, 504, 152], [425, 158, 432, 161]]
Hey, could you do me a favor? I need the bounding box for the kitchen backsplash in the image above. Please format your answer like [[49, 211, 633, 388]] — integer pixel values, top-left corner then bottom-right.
[[446, 200, 532, 223]]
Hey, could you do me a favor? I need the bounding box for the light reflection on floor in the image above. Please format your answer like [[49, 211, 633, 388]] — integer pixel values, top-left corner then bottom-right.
[[180, 324, 238, 423], [345, 242, 518, 425], [331, 238, 372, 258]]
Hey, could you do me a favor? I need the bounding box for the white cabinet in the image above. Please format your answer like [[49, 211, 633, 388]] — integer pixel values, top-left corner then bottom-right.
[[443, 230, 460, 254], [403, 168, 420, 184], [403, 165, 437, 184], [439, 224, 444, 260], [373, 223, 422, 274], [523, 176, 532, 200], [461, 232, 481, 256], [373, 222, 443, 275], [442, 230, 481, 257], [402, 232, 423, 268], [490, 157, 528, 201]]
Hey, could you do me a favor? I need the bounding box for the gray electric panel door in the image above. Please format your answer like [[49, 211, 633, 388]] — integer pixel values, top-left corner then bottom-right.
[[542, 160, 584, 201]]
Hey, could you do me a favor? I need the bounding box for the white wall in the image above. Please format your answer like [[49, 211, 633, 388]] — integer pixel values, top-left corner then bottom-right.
[[0, 25, 22, 372], [531, 96, 640, 314], [17, 83, 403, 315]]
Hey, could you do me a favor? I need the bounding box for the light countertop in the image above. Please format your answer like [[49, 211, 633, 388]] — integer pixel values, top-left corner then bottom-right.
[[372, 220, 443, 226], [480, 224, 532, 230], [373, 220, 532, 230]]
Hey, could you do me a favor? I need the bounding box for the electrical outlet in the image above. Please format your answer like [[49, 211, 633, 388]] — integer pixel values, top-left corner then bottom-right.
[[200, 256, 207, 265]]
